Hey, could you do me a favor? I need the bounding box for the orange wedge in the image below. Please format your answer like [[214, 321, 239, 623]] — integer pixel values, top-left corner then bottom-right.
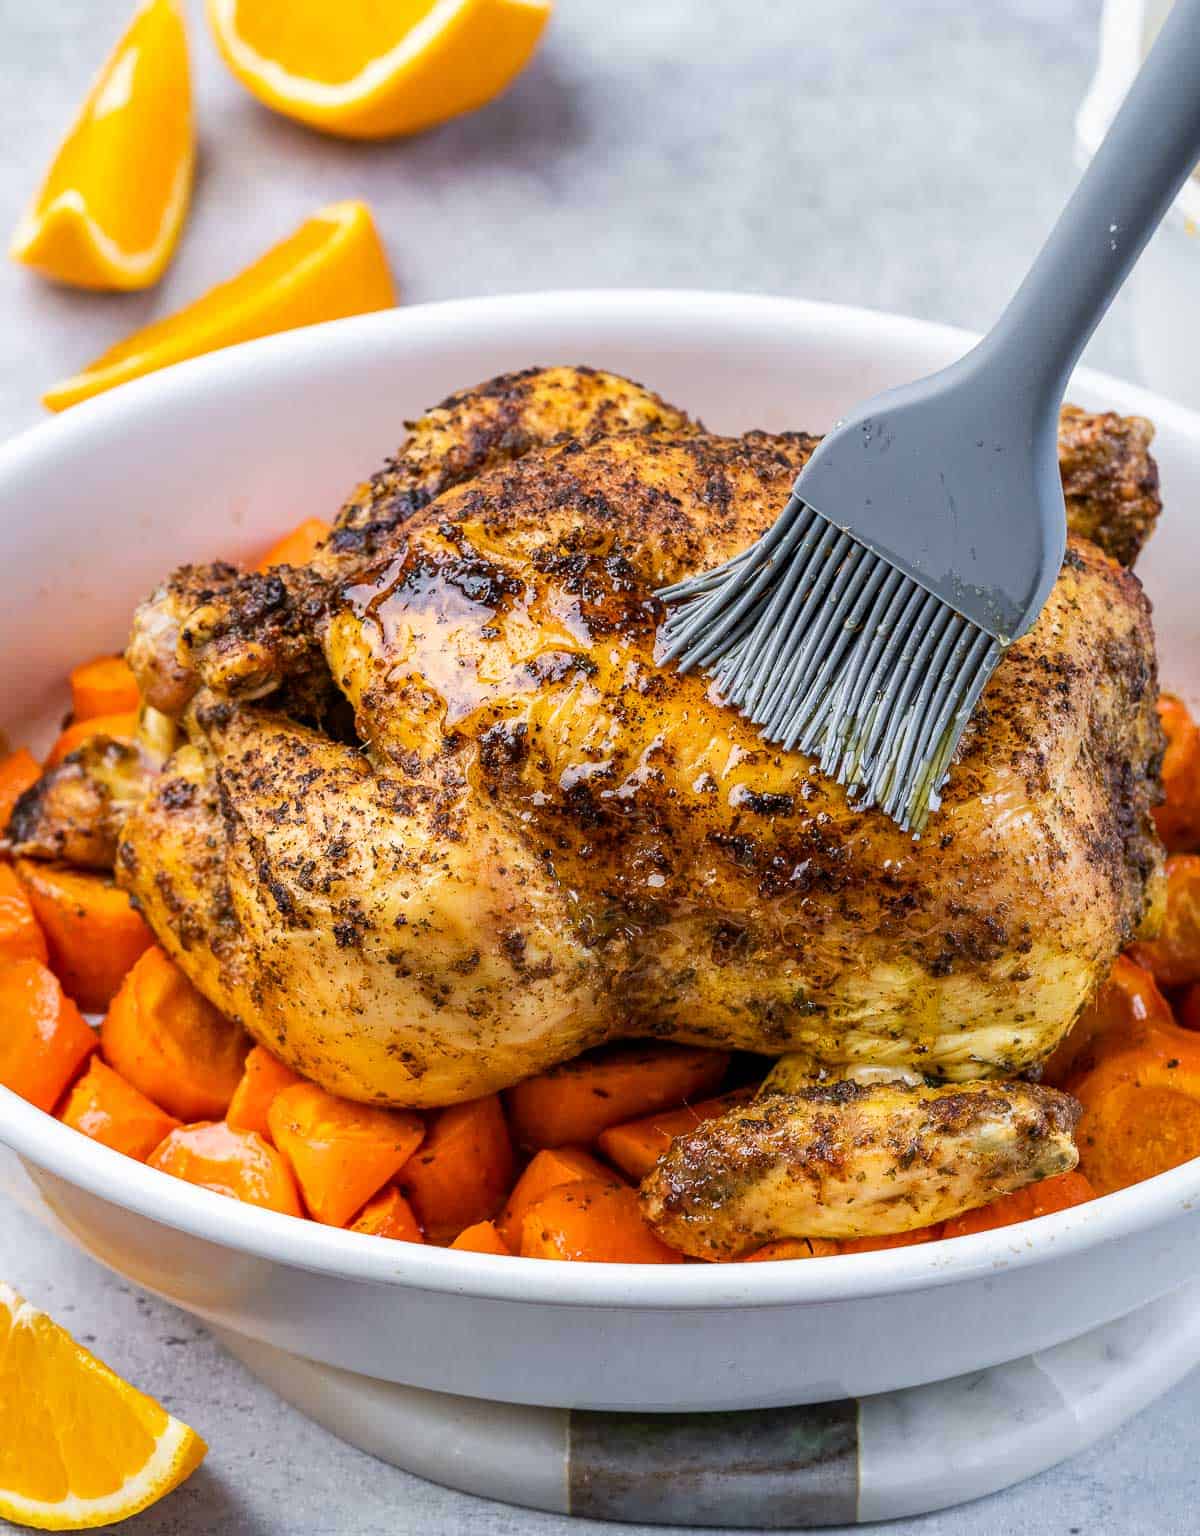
[[44, 201, 395, 411], [0, 1281, 205, 1530], [207, 0, 552, 140], [9, 0, 193, 291]]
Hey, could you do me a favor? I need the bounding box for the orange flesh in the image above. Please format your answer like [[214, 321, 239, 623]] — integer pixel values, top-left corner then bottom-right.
[[75, 212, 378, 374], [229, 0, 442, 86], [24, 0, 191, 258], [44, 202, 394, 409]]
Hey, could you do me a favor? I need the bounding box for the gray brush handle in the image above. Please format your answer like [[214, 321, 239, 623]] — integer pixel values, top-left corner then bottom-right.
[[983, 0, 1200, 407]]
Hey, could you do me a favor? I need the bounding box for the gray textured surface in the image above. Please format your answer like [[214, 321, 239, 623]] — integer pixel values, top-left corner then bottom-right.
[[0, 0, 1190, 1531]]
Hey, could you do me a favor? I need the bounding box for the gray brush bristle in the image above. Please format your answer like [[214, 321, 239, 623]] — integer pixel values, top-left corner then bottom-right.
[[657, 496, 1001, 833]]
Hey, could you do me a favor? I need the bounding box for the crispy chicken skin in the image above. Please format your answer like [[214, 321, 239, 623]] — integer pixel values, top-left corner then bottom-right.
[[127, 367, 692, 716], [7, 737, 148, 869], [127, 561, 333, 720], [1058, 405, 1160, 568], [121, 697, 607, 1100], [32, 366, 1169, 1241], [639, 1079, 1080, 1258]]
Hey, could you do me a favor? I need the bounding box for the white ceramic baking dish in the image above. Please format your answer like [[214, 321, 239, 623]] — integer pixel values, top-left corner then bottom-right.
[[2, 291, 1199, 1414]]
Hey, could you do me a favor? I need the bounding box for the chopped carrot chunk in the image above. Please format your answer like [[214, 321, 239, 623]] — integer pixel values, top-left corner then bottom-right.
[[0, 862, 47, 966], [101, 947, 249, 1120], [255, 517, 331, 572], [0, 958, 97, 1111], [349, 1185, 424, 1243], [69, 655, 140, 721], [1155, 694, 1200, 852], [1177, 983, 1200, 1033], [450, 1220, 511, 1255], [226, 1045, 304, 1141], [597, 1087, 757, 1179], [1130, 855, 1200, 987], [268, 1083, 424, 1227], [743, 1238, 839, 1261], [58, 1057, 180, 1161], [45, 711, 139, 768], [148, 1122, 303, 1215], [1082, 1075, 1200, 1193], [399, 1094, 514, 1242], [941, 1171, 1096, 1238], [16, 859, 153, 1012], [521, 1178, 683, 1263], [497, 1144, 620, 1251], [1073, 1021, 1200, 1195], [506, 1043, 730, 1149], [0, 749, 40, 834]]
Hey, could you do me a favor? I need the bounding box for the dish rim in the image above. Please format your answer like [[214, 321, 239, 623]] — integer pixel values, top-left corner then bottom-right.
[[2, 286, 1198, 1312]]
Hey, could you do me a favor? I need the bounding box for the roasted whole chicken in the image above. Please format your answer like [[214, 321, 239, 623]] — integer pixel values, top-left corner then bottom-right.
[[11, 368, 1166, 1254]]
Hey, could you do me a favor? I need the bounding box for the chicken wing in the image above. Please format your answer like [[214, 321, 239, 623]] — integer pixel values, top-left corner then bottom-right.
[[7, 736, 149, 870], [639, 1078, 1080, 1257]]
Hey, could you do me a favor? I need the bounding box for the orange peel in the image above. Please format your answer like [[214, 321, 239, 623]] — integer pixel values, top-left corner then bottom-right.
[[10, 0, 193, 291], [44, 201, 395, 411], [207, 0, 552, 139]]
